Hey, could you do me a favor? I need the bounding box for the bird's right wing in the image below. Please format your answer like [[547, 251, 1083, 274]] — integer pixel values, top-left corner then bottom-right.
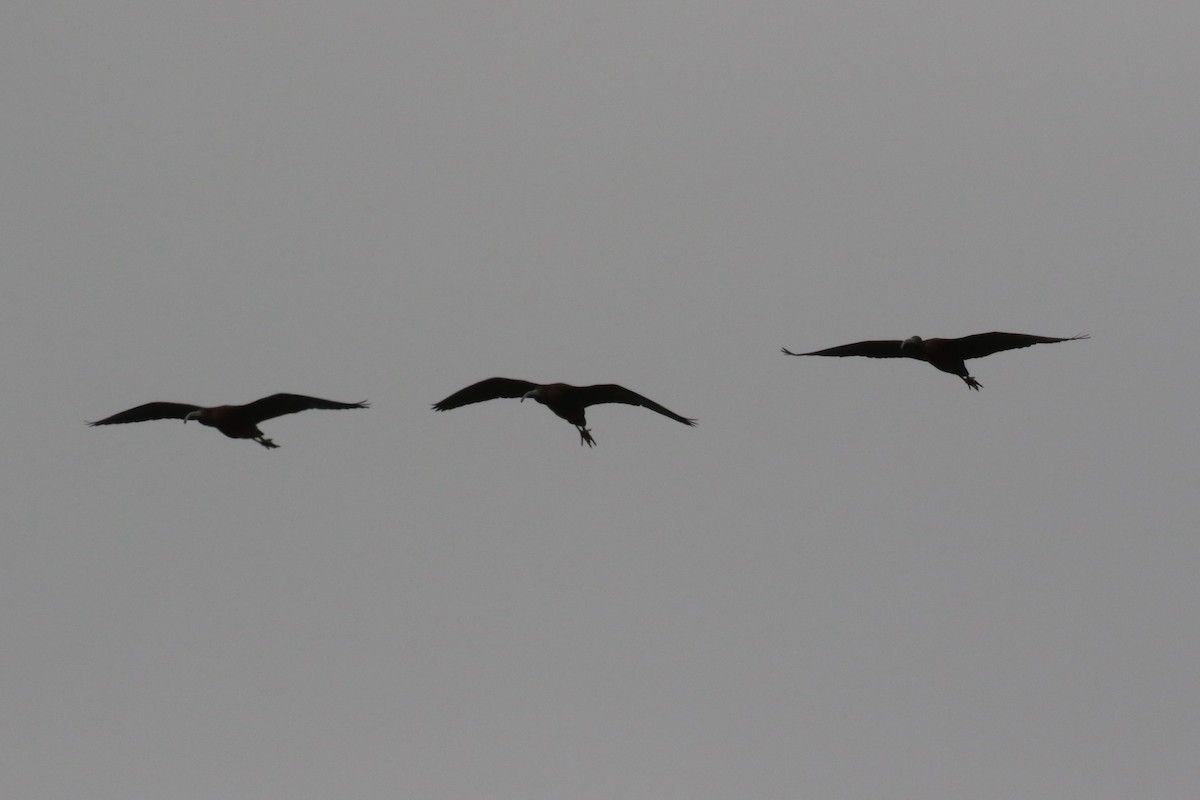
[[575, 385, 697, 426], [781, 340, 911, 359], [948, 332, 1090, 361], [240, 394, 369, 423], [432, 378, 539, 411], [87, 402, 202, 426]]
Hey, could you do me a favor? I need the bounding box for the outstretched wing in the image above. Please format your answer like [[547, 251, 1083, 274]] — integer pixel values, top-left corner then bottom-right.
[[88, 402, 202, 426], [782, 340, 912, 359], [574, 384, 696, 426], [947, 332, 1090, 361], [239, 393, 369, 423], [432, 378, 539, 411]]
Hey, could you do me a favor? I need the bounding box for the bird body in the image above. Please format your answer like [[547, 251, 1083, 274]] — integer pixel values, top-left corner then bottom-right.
[[782, 332, 1089, 389], [433, 378, 695, 447], [88, 393, 369, 448], [522, 383, 591, 429]]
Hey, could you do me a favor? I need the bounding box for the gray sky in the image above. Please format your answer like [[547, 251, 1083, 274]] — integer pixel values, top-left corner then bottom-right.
[[3, 2, 1198, 797]]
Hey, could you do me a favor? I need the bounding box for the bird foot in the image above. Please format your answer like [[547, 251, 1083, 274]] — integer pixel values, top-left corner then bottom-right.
[[256, 437, 280, 449], [963, 376, 982, 391], [578, 427, 596, 448]]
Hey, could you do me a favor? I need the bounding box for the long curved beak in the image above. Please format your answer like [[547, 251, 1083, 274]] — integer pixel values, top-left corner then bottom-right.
[[521, 389, 537, 403]]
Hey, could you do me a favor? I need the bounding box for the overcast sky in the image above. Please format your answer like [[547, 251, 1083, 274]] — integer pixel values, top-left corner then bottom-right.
[[3, 3, 1198, 798]]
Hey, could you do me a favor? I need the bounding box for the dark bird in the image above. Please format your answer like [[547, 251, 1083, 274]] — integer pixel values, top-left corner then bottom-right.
[[432, 378, 696, 447], [782, 332, 1089, 390], [88, 393, 369, 448]]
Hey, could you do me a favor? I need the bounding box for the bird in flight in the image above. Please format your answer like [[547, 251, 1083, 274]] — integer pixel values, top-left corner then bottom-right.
[[433, 378, 695, 447], [88, 393, 369, 448], [782, 332, 1089, 390]]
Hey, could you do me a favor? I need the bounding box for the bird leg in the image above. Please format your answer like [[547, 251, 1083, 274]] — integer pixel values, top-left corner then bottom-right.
[[577, 426, 596, 448], [255, 436, 280, 449], [961, 375, 983, 391]]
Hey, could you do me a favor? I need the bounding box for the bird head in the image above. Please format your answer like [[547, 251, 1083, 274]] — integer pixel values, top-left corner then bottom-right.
[[900, 335, 923, 351]]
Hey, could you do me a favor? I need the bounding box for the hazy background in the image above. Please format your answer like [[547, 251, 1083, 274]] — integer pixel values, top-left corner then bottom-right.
[[3, 3, 1197, 797]]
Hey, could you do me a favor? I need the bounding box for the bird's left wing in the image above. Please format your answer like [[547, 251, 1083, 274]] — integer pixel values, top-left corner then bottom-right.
[[948, 332, 1090, 361], [240, 394, 369, 422], [575, 385, 696, 426], [432, 378, 539, 411], [782, 340, 911, 359], [87, 402, 202, 426]]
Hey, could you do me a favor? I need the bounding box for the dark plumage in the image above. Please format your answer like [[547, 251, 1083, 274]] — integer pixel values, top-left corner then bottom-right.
[[88, 393, 369, 448], [782, 332, 1089, 390], [432, 378, 696, 447]]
